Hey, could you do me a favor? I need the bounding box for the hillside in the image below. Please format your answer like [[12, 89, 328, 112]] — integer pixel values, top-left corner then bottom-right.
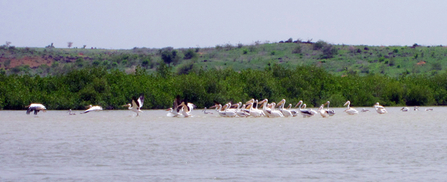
[[1, 40, 447, 77]]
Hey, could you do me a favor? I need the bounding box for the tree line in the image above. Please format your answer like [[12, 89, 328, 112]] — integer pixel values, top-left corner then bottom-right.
[[0, 64, 445, 110]]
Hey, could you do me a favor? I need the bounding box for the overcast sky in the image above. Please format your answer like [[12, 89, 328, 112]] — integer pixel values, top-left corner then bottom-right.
[[1, 0, 446, 49]]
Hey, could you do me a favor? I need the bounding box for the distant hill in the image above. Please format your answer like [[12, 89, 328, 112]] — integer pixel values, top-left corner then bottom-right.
[[1, 40, 446, 77]]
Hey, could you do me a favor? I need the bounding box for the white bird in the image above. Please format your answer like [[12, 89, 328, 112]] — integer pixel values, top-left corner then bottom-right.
[[260, 99, 284, 118], [374, 102, 387, 114], [400, 107, 409, 112], [210, 104, 228, 117], [123, 95, 144, 116], [324, 101, 335, 116], [68, 109, 76, 115], [202, 107, 213, 114], [287, 103, 299, 117], [167, 95, 182, 117], [295, 100, 316, 118], [26, 103, 46, 115], [211, 103, 236, 117], [235, 102, 250, 117], [277, 99, 293, 117], [318, 104, 329, 118], [343, 101, 358, 115], [414, 106, 419, 111], [81, 105, 103, 114], [361, 108, 370, 112], [177, 101, 195, 117], [247, 99, 265, 117], [425, 108, 433, 111]]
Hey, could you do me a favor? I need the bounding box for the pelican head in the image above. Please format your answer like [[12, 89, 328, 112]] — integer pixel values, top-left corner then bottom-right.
[[295, 100, 303, 108], [343, 101, 351, 106]]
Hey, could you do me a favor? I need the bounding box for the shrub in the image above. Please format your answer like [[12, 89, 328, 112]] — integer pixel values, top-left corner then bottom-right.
[[320, 44, 338, 59], [183, 49, 196, 60], [313, 40, 327, 50]]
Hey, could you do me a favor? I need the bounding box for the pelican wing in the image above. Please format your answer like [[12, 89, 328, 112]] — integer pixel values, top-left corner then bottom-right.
[[301, 110, 313, 115], [137, 95, 144, 108], [173, 95, 181, 111]]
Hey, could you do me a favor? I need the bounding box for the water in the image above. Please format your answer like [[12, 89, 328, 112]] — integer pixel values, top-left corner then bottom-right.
[[1, 107, 447, 181]]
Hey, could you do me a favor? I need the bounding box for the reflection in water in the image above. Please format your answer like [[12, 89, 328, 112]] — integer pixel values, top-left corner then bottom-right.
[[1, 107, 447, 181]]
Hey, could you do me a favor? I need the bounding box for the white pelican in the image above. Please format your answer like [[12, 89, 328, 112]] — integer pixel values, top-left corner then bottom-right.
[[177, 101, 195, 117], [295, 100, 316, 118], [26, 103, 46, 115], [247, 100, 265, 117], [414, 106, 419, 111], [318, 104, 329, 118], [223, 103, 237, 117], [167, 95, 182, 117], [211, 103, 236, 117], [202, 107, 213, 114], [287, 103, 299, 117], [123, 95, 144, 116], [343, 101, 358, 115], [235, 102, 250, 117], [374, 102, 387, 114], [277, 99, 293, 117], [260, 99, 283, 118], [426, 108, 433, 111], [68, 109, 76, 115], [324, 101, 335, 116], [210, 104, 226, 117], [400, 107, 409, 112], [81, 105, 103, 114]]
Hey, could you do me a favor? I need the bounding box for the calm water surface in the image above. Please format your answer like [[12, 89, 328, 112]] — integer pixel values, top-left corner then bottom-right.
[[1, 107, 447, 181]]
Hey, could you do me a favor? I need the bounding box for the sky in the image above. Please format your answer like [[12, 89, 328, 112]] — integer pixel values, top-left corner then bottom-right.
[[1, 0, 446, 49]]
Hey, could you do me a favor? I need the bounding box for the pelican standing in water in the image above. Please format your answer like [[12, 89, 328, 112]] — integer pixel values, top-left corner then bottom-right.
[[277, 99, 293, 117], [295, 100, 316, 118], [167, 95, 182, 117], [248, 99, 265, 117], [260, 99, 284, 118], [324, 101, 335, 116], [202, 107, 213, 114], [26, 103, 46, 115], [123, 95, 144, 116], [343, 101, 358, 115], [374, 102, 387, 114], [81, 105, 103, 114], [177, 101, 196, 117], [318, 104, 329, 118], [68, 109, 76, 115]]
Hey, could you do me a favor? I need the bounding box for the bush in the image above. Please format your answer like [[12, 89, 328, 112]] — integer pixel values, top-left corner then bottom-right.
[[313, 40, 327, 50], [183, 49, 196, 60], [320, 44, 337, 59]]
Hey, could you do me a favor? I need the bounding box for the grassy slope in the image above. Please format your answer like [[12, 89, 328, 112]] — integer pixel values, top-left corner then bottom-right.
[[1, 42, 447, 77]]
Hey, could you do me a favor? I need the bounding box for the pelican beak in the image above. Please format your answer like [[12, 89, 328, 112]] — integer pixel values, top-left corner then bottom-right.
[[209, 106, 216, 109]]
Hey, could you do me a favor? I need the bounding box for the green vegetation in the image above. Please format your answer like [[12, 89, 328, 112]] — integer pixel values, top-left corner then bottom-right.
[[0, 64, 446, 110], [2, 40, 447, 77], [1, 40, 447, 110]]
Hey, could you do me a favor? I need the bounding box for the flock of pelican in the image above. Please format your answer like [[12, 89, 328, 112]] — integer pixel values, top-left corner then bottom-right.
[[168, 98, 434, 118], [165, 98, 391, 118], [24, 96, 433, 118]]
